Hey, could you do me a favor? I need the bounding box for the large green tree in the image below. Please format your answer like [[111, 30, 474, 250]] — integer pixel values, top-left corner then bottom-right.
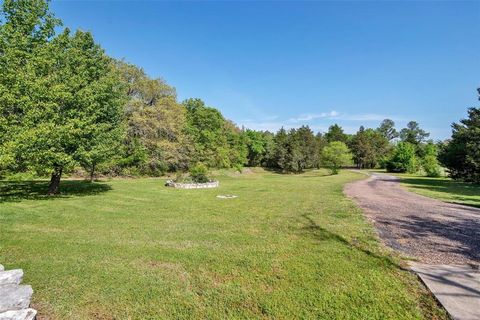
[[321, 141, 352, 174], [439, 96, 480, 182], [117, 61, 190, 175], [0, 0, 59, 173], [400, 121, 429, 145], [377, 119, 399, 141], [0, 1, 125, 194], [325, 124, 349, 143], [183, 98, 247, 169], [245, 129, 268, 166], [351, 126, 389, 169]]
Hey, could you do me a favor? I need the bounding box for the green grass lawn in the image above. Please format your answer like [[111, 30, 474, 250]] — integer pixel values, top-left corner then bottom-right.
[[0, 169, 446, 319], [392, 173, 480, 208]]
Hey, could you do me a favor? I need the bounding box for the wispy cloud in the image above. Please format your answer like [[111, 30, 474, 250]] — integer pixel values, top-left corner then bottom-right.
[[332, 113, 402, 122], [237, 110, 403, 133], [288, 111, 339, 122], [238, 120, 289, 132], [286, 110, 401, 124]]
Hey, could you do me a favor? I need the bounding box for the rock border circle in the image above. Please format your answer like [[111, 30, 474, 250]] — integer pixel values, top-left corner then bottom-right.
[[165, 180, 219, 189]]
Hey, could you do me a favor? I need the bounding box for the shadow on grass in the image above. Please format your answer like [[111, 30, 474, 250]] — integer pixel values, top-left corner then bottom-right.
[[0, 180, 112, 203], [300, 214, 401, 268], [262, 167, 333, 177], [401, 178, 480, 208]]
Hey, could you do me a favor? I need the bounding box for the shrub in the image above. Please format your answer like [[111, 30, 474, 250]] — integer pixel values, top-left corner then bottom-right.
[[422, 143, 441, 177], [189, 163, 210, 183], [321, 141, 352, 174], [386, 142, 418, 173]]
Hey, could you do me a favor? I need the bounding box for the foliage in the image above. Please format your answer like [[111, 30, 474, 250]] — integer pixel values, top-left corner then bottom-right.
[[115, 61, 190, 176], [322, 141, 352, 174], [350, 126, 389, 169], [325, 124, 349, 143], [439, 100, 480, 183], [386, 142, 418, 173], [422, 142, 441, 177], [400, 121, 429, 146], [268, 126, 322, 173], [245, 129, 268, 166], [0, 1, 125, 193], [377, 119, 399, 141], [188, 162, 210, 183], [183, 98, 247, 169]]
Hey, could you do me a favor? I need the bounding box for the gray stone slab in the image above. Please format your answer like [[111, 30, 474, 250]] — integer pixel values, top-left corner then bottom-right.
[[0, 270, 23, 286], [0, 309, 37, 320], [0, 285, 33, 313], [411, 263, 480, 320]]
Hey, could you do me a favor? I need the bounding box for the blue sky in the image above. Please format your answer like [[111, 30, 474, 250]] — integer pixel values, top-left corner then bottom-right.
[[51, 1, 479, 139]]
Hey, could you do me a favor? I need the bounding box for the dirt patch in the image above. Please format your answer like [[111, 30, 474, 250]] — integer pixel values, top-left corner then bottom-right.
[[344, 173, 480, 265]]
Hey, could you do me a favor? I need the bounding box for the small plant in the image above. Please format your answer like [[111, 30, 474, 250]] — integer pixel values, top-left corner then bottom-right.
[[189, 163, 210, 183]]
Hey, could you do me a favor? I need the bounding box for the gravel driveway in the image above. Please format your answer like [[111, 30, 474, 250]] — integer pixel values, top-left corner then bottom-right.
[[344, 173, 480, 265]]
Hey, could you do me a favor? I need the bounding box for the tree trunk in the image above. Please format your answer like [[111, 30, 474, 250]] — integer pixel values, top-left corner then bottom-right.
[[90, 164, 95, 182], [48, 167, 62, 195]]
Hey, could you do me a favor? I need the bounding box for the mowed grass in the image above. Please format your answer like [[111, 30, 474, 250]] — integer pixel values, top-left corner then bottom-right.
[[394, 173, 480, 208], [0, 170, 446, 319]]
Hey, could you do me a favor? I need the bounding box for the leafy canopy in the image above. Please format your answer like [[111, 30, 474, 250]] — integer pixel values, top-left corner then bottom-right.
[[439, 93, 480, 183], [322, 141, 352, 174]]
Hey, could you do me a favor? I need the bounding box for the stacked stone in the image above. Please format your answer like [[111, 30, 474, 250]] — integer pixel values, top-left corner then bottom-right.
[[165, 180, 219, 189], [0, 264, 36, 320]]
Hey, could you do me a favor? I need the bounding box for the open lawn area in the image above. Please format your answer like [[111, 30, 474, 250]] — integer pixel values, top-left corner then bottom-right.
[[0, 170, 445, 319], [394, 174, 480, 208]]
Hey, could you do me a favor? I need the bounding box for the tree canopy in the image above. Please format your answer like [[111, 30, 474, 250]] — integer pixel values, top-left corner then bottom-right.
[[439, 95, 480, 183], [0, 1, 125, 193]]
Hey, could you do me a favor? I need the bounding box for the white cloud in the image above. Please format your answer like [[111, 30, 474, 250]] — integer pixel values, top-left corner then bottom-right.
[[288, 110, 339, 122], [238, 111, 403, 133], [332, 113, 401, 121], [286, 110, 401, 124]]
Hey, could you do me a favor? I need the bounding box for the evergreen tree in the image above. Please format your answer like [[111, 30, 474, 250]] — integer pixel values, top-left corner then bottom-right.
[[325, 124, 348, 143], [439, 96, 480, 182], [400, 121, 429, 145], [377, 119, 399, 141], [351, 127, 389, 168], [273, 128, 289, 171]]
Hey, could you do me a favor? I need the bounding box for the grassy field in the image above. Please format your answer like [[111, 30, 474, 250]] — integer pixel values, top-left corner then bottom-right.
[[392, 173, 480, 208], [0, 169, 446, 319]]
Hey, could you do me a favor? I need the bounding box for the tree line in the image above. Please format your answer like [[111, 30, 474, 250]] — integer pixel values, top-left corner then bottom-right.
[[1, 0, 478, 195]]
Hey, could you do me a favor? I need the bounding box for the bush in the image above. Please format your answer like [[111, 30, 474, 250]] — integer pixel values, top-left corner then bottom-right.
[[423, 155, 442, 177], [422, 143, 441, 177], [386, 142, 418, 173], [189, 163, 210, 183], [321, 141, 352, 174]]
